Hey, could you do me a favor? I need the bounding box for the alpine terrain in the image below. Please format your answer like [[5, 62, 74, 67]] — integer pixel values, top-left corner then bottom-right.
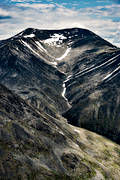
[[0, 27, 120, 179]]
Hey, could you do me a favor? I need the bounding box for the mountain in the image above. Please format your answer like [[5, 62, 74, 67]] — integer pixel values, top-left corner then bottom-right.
[[1, 27, 120, 179], [1, 27, 120, 142]]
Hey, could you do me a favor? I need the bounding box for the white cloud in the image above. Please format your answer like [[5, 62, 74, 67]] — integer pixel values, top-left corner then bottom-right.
[[0, 3, 120, 47], [16, 3, 55, 9], [0, 8, 10, 16]]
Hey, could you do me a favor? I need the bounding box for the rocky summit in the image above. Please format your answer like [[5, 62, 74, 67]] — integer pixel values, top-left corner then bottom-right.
[[0, 28, 120, 179]]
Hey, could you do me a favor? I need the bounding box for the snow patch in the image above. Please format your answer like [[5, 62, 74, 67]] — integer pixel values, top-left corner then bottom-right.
[[64, 75, 72, 83], [11, 73, 17, 78], [62, 75, 72, 108], [59, 131, 64, 135], [103, 66, 120, 82], [52, 33, 67, 40], [57, 48, 71, 61], [75, 54, 120, 78], [74, 129, 80, 134], [21, 40, 57, 67], [44, 33, 67, 46], [18, 32, 23, 36], [50, 62, 57, 65], [62, 83, 67, 101], [49, 61, 58, 67], [103, 72, 113, 81], [35, 41, 47, 52], [21, 40, 40, 57], [24, 34, 35, 38]]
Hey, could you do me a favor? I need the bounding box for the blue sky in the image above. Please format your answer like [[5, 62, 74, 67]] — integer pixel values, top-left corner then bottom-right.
[[0, 0, 120, 47]]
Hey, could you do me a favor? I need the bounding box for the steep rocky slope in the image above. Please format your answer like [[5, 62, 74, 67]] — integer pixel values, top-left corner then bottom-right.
[[1, 84, 120, 179]]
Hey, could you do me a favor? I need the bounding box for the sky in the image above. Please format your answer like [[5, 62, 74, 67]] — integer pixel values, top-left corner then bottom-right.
[[0, 0, 120, 47]]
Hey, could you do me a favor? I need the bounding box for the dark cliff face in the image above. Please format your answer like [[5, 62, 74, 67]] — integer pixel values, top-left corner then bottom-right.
[[1, 28, 120, 179]]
